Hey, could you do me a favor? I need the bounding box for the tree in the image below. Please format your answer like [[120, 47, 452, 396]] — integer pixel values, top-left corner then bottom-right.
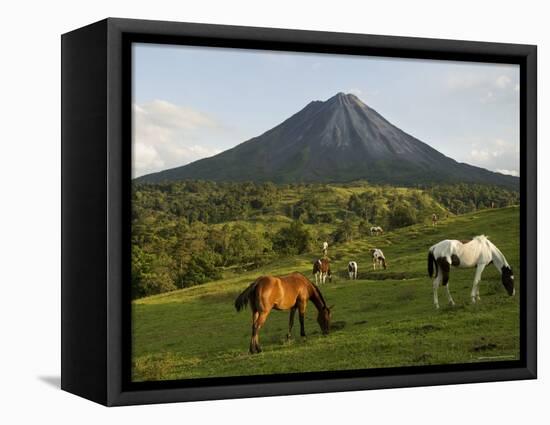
[[272, 220, 313, 255], [388, 202, 416, 228], [131, 246, 176, 299], [331, 218, 357, 243]]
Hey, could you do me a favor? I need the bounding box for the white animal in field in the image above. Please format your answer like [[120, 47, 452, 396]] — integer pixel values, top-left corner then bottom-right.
[[348, 261, 358, 280], [371, 249, 387, 270], [427, 235, 515, 309], [370, 226, 384, 236], [322, 241, 328, 255]]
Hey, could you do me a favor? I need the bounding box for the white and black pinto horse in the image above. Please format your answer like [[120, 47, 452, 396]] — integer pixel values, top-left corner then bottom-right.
[[348, 261, 358, 280], [370, 226, 384, 236], [371, 249, 387, 270], [428, 235, 515, 309], [313, 258, 332, 284]]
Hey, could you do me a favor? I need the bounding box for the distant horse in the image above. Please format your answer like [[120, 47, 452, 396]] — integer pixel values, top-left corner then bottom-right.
[[428, 235, 515, 309], [370, 226, 384, 236], [234, 272, 333, 354], [313, 258, 332, 284], [432, 214, 439, 227], [348, 261, 358, 280], [322, 241, 329, 256], [371, 249, 387, 270]]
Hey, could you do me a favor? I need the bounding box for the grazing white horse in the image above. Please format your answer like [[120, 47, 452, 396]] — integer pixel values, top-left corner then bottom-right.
[[313, 258, 332, 284], [370, 226, 384, 236], [371, 249, 387, 270], [322, 241, 329, 256], [348, 261, 358, 280], [428, 235, 515, 309]]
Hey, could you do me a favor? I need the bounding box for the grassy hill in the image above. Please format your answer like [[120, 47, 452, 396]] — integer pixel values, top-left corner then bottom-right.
[[132, 206, 520, 381]]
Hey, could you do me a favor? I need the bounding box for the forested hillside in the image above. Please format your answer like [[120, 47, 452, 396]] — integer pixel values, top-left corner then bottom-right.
[[131, 180, 518, 299]]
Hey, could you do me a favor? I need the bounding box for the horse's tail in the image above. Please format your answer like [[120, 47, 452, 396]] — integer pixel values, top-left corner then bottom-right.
[[235, 279, 259, 312], [428, 249, 437, 278]]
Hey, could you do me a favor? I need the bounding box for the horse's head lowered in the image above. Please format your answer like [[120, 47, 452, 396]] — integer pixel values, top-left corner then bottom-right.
[[321, 258, 332, 282], [317, 305, 333, 335], [501, 266, 515, 296]]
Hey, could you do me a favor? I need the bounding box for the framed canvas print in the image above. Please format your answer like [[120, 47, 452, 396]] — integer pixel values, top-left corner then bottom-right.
[[61, 18, 537, 406]]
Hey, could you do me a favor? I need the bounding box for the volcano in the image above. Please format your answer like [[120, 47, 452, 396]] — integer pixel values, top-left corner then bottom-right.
[[136, 93, 518, 188]]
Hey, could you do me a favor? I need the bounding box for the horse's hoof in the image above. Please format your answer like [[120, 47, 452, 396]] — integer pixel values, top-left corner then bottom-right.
[[434, 304, 440, 309]]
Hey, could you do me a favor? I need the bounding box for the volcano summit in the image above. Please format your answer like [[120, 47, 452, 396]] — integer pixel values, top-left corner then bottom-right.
[[136, 93, 518, 188]]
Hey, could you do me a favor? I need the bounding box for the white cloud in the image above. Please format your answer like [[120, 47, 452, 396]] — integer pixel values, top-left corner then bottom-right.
[[496, 169, 519, 177], [132, 100, 224, 177], [446, 70, 519, 105], [134, 142, 164, 171], [495, 75, 512, 89], [465, 138, 519, 177], [347, 88, 363, 96]]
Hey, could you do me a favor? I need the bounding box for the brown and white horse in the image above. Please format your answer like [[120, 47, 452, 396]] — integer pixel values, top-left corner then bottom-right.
[[234, 272, 333, 354], [370, 226, 384, 236], [371, 249, 387, 270], [313, 258, 332, 284], [428, 235, 515, 308]]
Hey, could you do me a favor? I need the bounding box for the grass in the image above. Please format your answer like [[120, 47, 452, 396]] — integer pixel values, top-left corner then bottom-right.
[[132, 205, 520, 381]]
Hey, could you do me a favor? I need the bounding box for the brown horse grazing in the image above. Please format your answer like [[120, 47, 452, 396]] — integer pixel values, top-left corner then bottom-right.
[[235, 272, 333, 354]]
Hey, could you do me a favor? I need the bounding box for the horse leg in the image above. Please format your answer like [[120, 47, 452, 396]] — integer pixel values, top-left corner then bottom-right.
[[471, 264, 486, 304], [445, 281, 456, 306], [433, 273, 441, 309], [287, 307, 297, 340], [252, 311, 269, 353], [250, 310, 259, 354], [298, 303, 307, 337]]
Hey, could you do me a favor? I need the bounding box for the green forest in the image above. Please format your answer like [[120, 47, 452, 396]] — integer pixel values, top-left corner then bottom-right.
[[131, 181, 519, 299]]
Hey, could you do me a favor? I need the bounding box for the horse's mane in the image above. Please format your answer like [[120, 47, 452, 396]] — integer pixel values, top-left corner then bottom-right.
[[473, 234, 489, 242], [295, 272, 327, 308]]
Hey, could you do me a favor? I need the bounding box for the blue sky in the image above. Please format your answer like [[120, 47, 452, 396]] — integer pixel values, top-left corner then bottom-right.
[[132, 43, 520, 178]]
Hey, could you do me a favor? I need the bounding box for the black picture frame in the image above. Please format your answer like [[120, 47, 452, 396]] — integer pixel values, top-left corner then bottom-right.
[[61, 17, 537, 406]]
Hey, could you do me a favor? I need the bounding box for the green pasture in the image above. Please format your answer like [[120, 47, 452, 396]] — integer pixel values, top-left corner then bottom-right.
[[132, 206, 520, 381]]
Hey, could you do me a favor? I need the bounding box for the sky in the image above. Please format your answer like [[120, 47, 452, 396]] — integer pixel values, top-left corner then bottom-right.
[[132, 43, 520, 178]]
